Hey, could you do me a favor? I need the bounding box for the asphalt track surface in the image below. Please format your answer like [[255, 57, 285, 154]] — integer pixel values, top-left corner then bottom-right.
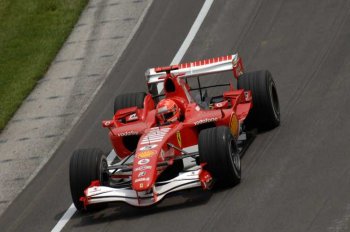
[[2, 0, 350, 231]]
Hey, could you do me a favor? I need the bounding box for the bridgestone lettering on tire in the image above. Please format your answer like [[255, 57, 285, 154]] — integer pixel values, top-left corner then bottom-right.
[[237, 70, 280, 131], [198, 126, 241, 188], [69, 148, 109, 211]]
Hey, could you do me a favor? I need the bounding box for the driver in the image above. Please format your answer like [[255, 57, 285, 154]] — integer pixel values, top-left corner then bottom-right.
[[156, 99, 181, 125]]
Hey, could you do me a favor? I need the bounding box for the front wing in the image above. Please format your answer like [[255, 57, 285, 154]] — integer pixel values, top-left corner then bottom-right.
[[82, 169, 204, 207]]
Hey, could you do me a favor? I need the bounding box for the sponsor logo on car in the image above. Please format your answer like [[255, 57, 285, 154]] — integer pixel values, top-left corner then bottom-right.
[[103, 121, 112, 126], [176, 131, 182, 147], [230, 114, 239, 138], [194, 117, 218, 125], [138, 171, 146, 177], [129, 113, 138, 120], [126, 113, 138, 122], [140, 127, 171, 144], [138, 158, 150, 165], [88, 187, 101, 193], [135, 165, 152, 171], [137, 150, 156, 159], [244, 91, 252, 101], [135, 177, 150, 183], [139, 144, 158, 151], [117, 131, 138, 137]]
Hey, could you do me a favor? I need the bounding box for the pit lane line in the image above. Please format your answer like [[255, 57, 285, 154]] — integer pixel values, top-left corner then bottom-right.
[[50, 0, 214, 231]]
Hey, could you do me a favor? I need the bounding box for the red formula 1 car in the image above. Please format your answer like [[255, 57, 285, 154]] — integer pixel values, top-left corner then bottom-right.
[[69, 53, 280, 211]]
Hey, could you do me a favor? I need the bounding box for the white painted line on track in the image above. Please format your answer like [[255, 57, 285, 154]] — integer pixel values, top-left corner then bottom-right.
[[171, 0, 214, 65], [51, 204, 77, 232], [51, 149, 117, 232], [51, 0, 214, 231]]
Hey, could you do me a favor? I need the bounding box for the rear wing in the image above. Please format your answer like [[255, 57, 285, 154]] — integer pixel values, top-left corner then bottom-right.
[[145, 53, 244, 84]]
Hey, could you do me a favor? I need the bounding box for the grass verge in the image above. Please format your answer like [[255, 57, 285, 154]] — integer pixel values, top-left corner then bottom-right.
[[0, 0, 88, 131]]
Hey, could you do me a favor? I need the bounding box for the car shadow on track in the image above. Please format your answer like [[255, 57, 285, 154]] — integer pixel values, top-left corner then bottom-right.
[[62, 187, 213, 228]]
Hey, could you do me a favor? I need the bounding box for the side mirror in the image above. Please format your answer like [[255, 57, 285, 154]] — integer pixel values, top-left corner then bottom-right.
[[202, 89, 208, 101]]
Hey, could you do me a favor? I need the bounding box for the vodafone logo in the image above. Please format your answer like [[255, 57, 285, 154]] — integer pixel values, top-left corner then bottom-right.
[[117, 131, 138, 137], [194, 118, 218, 125]]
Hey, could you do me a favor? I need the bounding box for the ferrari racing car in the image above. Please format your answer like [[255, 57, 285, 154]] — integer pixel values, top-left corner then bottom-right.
[[69, 53, 280, 211]]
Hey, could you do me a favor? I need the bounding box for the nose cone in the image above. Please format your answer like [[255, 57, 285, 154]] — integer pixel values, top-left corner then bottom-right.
[[132, 149, 158, 191]]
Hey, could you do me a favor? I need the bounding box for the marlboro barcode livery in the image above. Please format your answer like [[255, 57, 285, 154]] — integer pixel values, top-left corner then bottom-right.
[[69, 53, 281, 211]]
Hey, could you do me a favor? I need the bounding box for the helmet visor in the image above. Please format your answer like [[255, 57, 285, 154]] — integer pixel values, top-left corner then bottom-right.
[[163, 112, 174, 120]]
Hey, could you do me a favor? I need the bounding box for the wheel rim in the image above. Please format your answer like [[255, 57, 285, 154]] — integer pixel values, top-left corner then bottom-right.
[[229, 139, 241, 178], [100, 158, 109, 186]]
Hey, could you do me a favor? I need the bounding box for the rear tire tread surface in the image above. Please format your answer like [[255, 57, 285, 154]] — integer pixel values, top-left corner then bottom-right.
[[69, 148, 108, 211], [114, 92, 146, 114], [237, 70, 280, 131], [198, 126, 241, 188]]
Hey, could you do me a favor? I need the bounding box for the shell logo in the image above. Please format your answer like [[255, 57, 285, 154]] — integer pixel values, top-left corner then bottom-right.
[[230, 114, 239, 138], [137, 150, 156, 159]]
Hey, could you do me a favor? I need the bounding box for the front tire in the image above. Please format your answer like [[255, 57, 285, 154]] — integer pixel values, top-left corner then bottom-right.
[[69, 148, 109, 211], [237, 70, 280, 131], [198, 126, 241, 188]]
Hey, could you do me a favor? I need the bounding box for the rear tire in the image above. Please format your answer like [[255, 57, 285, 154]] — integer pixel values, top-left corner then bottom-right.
[[198, 126, 241, 188], [114, 92, 146, 114], [237, 70, 280, 131], [69, 148, 109, 211]]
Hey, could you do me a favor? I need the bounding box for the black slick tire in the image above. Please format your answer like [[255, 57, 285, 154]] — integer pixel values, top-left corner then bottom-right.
[[114, 92, 146, 114], [198, 126, 241, 188], [237, 70, 280, 131], [69, 148, 109, 212]]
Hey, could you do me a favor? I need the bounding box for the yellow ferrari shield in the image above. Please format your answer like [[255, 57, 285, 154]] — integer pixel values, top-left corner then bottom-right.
[[176, 131, 182, 147]]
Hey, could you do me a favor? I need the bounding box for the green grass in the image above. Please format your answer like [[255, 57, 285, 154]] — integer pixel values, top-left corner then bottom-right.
[[0, 0, 88, 131]]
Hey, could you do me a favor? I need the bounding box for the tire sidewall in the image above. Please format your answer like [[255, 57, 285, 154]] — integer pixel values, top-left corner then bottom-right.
[[69, 148, 108, 211], [227, 137, 241, 179], [238, 70, 281, 130], [267, 75, 280, 124], [199, 126, 241, 188]]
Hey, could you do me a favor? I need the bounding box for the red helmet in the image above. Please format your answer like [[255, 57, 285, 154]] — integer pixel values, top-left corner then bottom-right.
[[156, 99, 180, 124]]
